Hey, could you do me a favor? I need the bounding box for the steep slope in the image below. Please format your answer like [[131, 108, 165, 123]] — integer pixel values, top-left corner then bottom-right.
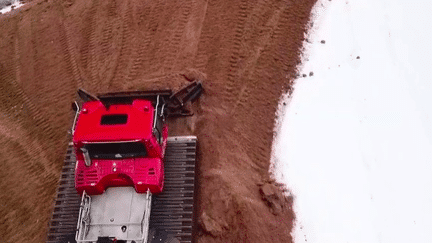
[[0, 0, 316, 242]]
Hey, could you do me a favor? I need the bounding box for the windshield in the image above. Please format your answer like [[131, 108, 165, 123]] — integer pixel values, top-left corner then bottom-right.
[[83, 141, 147, 159]]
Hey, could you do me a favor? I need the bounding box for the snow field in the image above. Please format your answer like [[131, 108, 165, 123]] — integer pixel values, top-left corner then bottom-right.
[[272, 0, 432, 242]]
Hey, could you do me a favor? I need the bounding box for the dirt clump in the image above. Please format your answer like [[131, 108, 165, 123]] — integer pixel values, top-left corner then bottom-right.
[[0, 0, 317, 242]]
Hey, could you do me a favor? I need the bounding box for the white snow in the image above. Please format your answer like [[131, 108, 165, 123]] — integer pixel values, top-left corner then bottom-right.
[[0, 0, 23, 14], [271, 0, 432, 242]]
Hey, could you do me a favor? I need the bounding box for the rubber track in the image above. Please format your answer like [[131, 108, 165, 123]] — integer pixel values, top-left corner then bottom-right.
[[46, 143, 80, 243], [149, 137, 197, 243], [46, 137, 197, 243]]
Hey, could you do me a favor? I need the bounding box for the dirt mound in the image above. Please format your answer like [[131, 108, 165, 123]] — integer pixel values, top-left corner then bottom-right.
[[0, 0, 316, 242]]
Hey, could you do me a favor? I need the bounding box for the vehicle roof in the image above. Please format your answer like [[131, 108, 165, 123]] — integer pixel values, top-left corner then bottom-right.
[[72, 99, 154, 144]]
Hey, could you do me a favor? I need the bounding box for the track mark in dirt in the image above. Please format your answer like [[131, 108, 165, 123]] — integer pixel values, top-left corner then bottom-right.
[[230, 2, 286, 115], [135, 1, 165, 79], [12, 19, 61, 147], [0, 28, 22, 117], [109, 0, 136, 90], [97, 0, 124, 91], [110, 1, 144, 88], [13, 37, 52, 136], [100, 0, 123, 89], [58, 8, 83, 89], [80, 0, 99, 89], [121, 2, 152, 86], [230, 83, 251, 115], [251, 3, 296, 99], [0, 26, 58, 215], [242, 2, 303, 169], [0, 125, 58, 242], [23, 5, 77, 150], [162, 0, 192, 72], [124, 36, 146, 84], [2, 129, 56, 185], [192, 1, 215, 72], [142, 0, 195, 78], [270, 5, 294, 73], [225, 0, 250, 109], [101, 0, 117, 55]]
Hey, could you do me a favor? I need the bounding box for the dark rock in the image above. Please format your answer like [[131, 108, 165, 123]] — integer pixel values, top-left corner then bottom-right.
[[320, 40, 326, 44]]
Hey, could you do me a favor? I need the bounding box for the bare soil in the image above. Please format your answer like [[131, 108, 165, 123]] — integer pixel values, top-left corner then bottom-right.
[[0, 0, 316, 242]]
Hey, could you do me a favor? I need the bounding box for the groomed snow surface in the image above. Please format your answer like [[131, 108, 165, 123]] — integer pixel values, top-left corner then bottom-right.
[[272, 0, 432, 243]]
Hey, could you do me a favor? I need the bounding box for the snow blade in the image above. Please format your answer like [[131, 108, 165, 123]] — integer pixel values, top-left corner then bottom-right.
[[166, 81, 203, 116], [77, 88, 99, 102], [75, 81, 203, 116]]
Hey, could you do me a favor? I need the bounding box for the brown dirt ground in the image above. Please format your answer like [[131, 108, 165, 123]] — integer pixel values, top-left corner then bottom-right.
[[0, 0, 317, 242]]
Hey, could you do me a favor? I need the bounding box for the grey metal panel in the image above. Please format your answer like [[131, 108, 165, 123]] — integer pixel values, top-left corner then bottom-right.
[[77, 187, 151, 242]]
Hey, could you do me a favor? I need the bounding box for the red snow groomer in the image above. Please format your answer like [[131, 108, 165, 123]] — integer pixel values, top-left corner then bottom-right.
[[46, 81, 202, 243]]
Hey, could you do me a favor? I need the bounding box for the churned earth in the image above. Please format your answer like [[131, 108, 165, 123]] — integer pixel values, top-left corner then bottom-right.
[[0, 0, 316, 242]]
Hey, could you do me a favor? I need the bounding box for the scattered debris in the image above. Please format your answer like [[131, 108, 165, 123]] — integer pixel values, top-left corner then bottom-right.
[[309, 71, 314, 76], [63, 0, 74, 7], [260, 183, 285, 215], [302, 74, 307, 77], [200, 212, 224, 237]]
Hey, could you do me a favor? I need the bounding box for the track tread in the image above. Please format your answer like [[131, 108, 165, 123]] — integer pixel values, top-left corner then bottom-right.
[[46, 145, 80, 243], [150, 137, 197, 243]]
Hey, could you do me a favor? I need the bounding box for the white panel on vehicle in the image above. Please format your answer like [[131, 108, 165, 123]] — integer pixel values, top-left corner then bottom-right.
[[76, 186, 152, 243]]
